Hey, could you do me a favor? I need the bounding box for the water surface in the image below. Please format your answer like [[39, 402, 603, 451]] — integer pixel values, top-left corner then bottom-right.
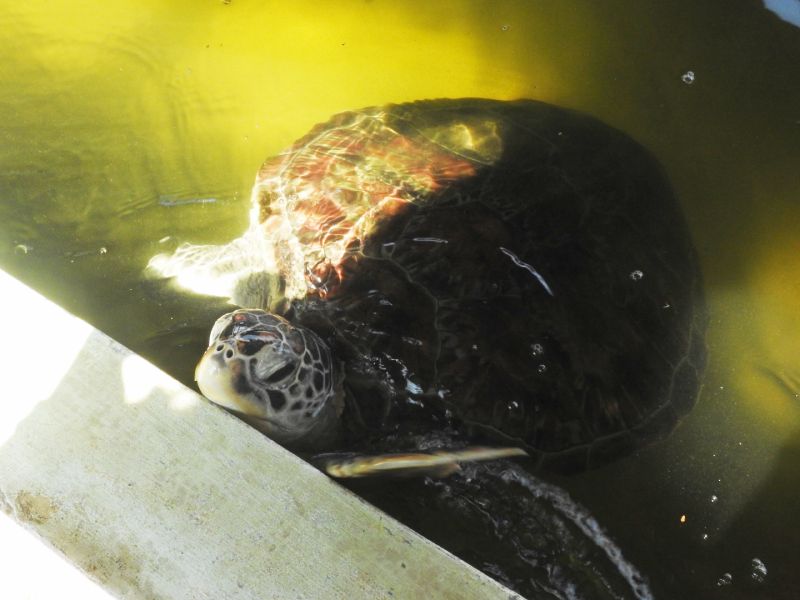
[[1, 1, 799, 598]]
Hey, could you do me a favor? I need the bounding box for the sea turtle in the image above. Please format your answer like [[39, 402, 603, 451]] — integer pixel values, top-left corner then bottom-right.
[[150, 98, 706, 473]]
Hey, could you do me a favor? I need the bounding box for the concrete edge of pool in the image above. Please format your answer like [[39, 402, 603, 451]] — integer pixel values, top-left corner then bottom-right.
[[0, 269, 521, 600]]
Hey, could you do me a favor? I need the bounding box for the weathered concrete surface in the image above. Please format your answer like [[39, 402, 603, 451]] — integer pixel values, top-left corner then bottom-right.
[[0, 269, 521, 600]]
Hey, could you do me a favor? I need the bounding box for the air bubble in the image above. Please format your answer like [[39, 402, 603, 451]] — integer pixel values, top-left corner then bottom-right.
[[537, 364, 547, 374], [716, 573, 732, 586], [710, 494, 718, 503], [99, 246, 108, 255], [681, 70, 695, 84], [501, 24, 510, 31], [630, 270, 644, 281], [750, 558, 767, 583], [14, 244, 29, 255]]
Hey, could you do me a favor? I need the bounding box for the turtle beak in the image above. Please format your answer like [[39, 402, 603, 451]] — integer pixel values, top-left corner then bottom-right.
[[195, 342, 261, 417]]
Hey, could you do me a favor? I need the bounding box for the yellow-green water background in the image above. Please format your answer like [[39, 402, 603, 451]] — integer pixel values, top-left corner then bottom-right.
[[1, 1, 799, 598]]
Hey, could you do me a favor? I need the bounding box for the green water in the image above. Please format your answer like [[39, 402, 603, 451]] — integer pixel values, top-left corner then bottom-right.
[[1, 1, 799, 598]]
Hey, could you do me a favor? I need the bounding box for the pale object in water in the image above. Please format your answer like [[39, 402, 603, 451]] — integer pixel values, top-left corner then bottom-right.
[[317, 447, 528, 478]]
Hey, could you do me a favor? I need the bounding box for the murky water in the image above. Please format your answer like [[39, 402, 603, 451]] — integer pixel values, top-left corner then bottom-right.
[[1, 1, 799, 598]]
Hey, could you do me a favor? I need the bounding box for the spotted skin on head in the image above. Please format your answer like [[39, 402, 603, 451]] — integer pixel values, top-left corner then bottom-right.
[[196, 309, 342, 444]]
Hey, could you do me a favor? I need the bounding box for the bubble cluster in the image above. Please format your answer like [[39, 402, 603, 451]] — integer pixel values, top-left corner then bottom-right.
[[630, 269, 644, 281], [716, 573, 733, 586], [682, 70, 696, 84], [750, 558, 767, 583], [530, 343, 544, 357]]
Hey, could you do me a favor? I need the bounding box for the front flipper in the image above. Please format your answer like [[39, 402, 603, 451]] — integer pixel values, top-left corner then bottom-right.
[[313, 447, 528, 479], [147, 231, 283, 309]]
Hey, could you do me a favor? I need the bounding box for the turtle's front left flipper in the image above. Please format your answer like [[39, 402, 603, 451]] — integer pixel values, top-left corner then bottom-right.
[[314, 447, 528, 479], [147, 230, 283, 309]]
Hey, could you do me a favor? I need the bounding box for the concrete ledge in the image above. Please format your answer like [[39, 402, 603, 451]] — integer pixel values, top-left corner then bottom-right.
[[0, 269, 520, 599]]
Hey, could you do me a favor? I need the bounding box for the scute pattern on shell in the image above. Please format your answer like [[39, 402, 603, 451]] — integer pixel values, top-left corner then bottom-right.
[[251, 107, 497, 296], [255, 99, 706, 472]]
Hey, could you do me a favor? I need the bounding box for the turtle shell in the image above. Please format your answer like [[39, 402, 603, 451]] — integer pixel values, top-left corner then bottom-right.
[[257, 98, 706, 472]]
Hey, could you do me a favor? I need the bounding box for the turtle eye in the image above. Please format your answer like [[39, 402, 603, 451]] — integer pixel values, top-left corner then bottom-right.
[[265, 361, 297, 384], [237, 332, 276, 356]]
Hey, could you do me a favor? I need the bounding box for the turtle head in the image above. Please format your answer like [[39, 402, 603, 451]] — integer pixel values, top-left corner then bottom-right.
[[195, 309, 341, 446]]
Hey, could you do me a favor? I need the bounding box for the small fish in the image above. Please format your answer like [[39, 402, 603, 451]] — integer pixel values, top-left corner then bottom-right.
[[316, 446, 528, 479]]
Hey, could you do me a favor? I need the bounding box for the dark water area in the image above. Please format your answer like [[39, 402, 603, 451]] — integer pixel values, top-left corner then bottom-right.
[[2, 1, 799, 598]]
